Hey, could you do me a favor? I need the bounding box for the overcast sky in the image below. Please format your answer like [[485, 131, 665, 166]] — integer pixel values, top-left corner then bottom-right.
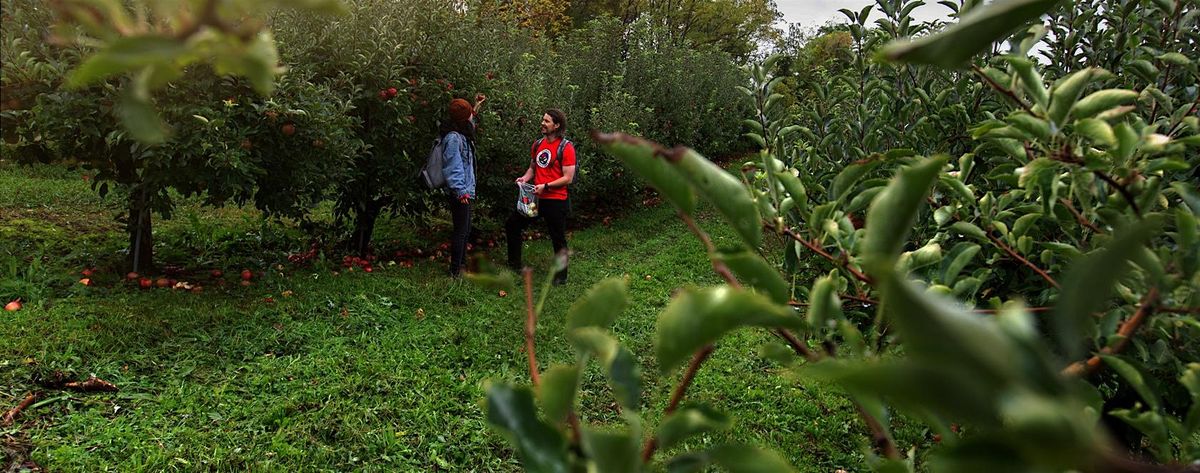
[[776, 0, 954, 29]]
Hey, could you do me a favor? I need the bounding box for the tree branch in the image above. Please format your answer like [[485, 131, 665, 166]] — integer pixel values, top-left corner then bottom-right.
[[766, 221, 873, 284], [1059, 198, 1104, 234], [1093, 171, 1142, 218], [986, 231, 1061, 289], [2, 392, 39, 426], [681, 212, 742, 289], [641, 345, 715, 463], [522, 268, 541, 387], [1062, 287, 1159, 377], [971, 64, 1035, 114]]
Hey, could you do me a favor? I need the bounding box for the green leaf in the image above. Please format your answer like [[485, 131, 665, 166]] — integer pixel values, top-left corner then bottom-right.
[[881, 276, 1025, 389], [879, 0, 1061, 68], [1071, 89, 1139, 120], [862, 156, 947, 273], [1007, 113, 1052, 141], [806, 275, 842, 329], [539, 365, 580, 424], [1075, 118, 1116, 146], [211, 32, 281, 95], [1048, 68, 1097, 126], [567, 278, 629, 331], [656, 287, 799, 373], [465, 267, 515, 291], [710, 444, 797, 472], [581, 428, 640, 473], [1010, 213, 1040, 239], [1052, 216, 1163, 358], [899, 242, 943, 273], [1180, 363, 1200, 433], [1156, 52, 1192, 67], [847, 186, 885, 214], [744, 133, 767, 148], [831, 159, 882, 201], [656, 405, 732, 451], [263, 0, 349, 15], [671, 148, 762, 247], [714, 249, 790, 304], [1172, 182, 1200, 214], [775, 171, 809, 217], [1101, 355, 1161, 412], [1005, 55, 1049, 109], [807, 360, 999, 424], [484, 382, 570, 473], [941, 242, 981, 284], [67, 35, 189, 88], [951, 221, 988, 240], [569, 328, 641, 411], [117, 82, 167, 144], [669, 444, 799, 473], [1109, 409, 1171, 461], [594, 133, 697, 214]]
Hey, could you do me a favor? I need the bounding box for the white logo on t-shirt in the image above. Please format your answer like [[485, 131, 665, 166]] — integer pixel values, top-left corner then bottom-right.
[[536, 149, 553, 168]]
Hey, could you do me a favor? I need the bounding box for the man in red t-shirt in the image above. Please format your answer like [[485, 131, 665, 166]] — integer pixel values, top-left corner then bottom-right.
[[507, 109, 576, 285]]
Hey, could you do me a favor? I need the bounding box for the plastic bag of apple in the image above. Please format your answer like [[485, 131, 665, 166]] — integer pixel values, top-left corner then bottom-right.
[[517, 183, 538, 218]]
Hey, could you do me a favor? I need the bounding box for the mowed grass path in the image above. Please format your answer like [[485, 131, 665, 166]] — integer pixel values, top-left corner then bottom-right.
[[0, 164, 921, 471]]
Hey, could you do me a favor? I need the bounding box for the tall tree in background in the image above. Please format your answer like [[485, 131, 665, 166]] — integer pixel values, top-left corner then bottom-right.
[[567, 0, 781, 59], [477, 0, 572, 36]]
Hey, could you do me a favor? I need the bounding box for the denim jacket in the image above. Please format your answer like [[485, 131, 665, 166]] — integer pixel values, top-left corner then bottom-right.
[[441, 131, 476, 199]]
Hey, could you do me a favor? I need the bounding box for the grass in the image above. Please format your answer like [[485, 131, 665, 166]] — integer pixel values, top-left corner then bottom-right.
[[0, 162, 928, 471]]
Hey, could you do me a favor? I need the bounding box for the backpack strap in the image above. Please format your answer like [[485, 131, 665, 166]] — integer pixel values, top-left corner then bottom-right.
[[555, 139, 570, 166], [530, 137, 544, 160]]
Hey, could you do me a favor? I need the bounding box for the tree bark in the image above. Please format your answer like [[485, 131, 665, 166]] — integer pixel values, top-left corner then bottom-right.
[[126, 186, 154, 273], [350, 199, 384, 257]]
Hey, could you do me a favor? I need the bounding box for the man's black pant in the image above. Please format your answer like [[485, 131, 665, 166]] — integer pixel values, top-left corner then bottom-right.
[[449, 196, 472, 276], [505, 198, 568, 281]]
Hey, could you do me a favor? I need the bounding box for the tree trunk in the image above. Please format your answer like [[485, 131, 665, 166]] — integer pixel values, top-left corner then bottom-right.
[[126, 187, 153, 273], [350, 199, 384, 258]]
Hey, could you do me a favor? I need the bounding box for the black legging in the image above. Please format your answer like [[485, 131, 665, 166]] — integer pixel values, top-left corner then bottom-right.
[[505, 198, 568, 277], [449, 196, 472, 276]]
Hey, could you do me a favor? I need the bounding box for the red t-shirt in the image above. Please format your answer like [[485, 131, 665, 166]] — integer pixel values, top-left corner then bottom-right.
[[531, 137, 576, 200]]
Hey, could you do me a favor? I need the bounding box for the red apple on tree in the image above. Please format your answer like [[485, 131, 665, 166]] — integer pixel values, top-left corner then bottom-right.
[[281, 124, 296, 136], [241, 269, 253, 281]]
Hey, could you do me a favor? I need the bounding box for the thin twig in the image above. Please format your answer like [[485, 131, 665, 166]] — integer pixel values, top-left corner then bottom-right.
[[854, 402, 902, 460], [775, 329, 819, 361], [1093, 171, 1142, 218], [641, 346, 715, 463], [522, 268, 540, 387], [972, 306, 1053, 314], [767, 221, 872, 284], [681, 212, 743, 289], [986, 231, 1061, 289], [971, 64, 1035, 114], [2, 392, 39, 426], [1059, 198, 1104, 234], [1062, 288, 1160, 377], [1159, 306, 1200, 314]]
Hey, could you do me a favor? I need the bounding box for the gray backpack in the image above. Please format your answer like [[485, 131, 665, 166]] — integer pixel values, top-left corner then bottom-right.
[[419, 136, 450, 189]]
